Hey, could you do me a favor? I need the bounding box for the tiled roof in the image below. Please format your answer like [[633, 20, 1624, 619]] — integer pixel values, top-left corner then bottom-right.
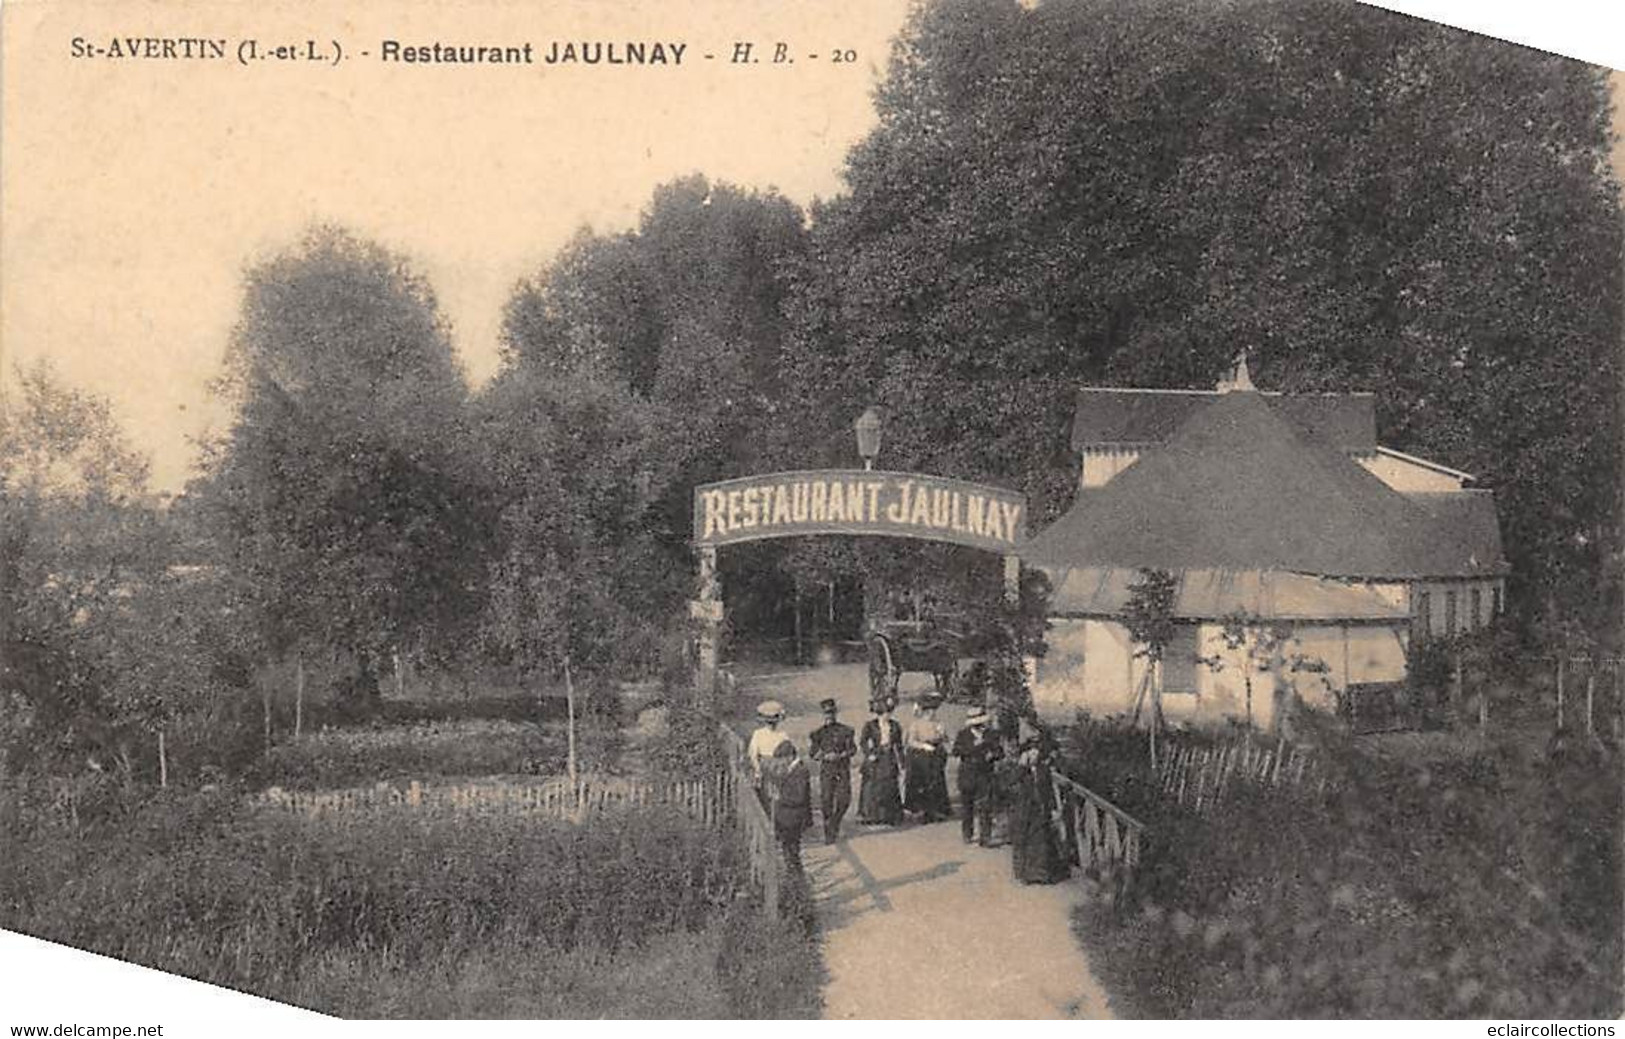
[[1029, 390, 1506, 581]]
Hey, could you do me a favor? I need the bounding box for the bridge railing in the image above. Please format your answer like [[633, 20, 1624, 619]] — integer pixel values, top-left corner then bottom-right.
[[718, 723, 783, 917], [1050, 771, 1146, 903]]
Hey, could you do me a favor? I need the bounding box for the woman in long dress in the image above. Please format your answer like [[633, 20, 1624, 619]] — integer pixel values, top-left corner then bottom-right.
[[857, 699, 904, 825], [1010, 718, 1069, 884], [903, 695, 951, 822]]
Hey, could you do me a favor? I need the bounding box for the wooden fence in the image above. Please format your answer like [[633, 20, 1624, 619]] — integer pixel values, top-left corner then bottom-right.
[[259, 774, 725, 825], [1542, 655, 1623, 741], [1152, 736, 1326, 814], [255, 728, 790, 918], [1051, 772, 1146, 901]]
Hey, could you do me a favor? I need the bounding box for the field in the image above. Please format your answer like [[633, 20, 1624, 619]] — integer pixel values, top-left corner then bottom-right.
[[0, 694, 821, 1019]]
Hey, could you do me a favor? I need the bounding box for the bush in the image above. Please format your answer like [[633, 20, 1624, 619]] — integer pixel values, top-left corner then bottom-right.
[[714, 902, 824, 1019], [645, 700, 727, 781], [1071, 731, 1623, 1018]]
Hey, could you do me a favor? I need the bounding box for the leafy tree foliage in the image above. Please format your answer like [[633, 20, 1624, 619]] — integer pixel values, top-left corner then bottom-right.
[[472, 363, 683, 680], [0, 363, 240, 789], [200, 227, 486, 688], [498, 176, 812, 652]]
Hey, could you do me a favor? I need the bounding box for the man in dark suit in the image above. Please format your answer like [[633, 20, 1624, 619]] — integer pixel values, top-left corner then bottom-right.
[[808, 697, 856, 844], [952, 709, 1003, 846]]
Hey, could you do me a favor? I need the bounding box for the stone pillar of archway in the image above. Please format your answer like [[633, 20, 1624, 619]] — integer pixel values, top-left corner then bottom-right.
[[693, 545, 722, 708]]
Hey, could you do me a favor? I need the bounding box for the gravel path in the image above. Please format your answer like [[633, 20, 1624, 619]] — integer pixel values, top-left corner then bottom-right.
[[736, 664, 1116, 1020]]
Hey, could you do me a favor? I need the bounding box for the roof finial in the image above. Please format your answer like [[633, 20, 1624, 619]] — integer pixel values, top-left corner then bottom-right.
[[1217, 351, 1255, 393]]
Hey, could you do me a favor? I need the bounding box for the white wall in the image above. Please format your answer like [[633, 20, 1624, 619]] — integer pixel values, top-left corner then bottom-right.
[[1031, 618, 1146, 720], [1032, 617, 1409, 731], [1359, 449, 1467, 492], [1079, 447, 1142, 489]]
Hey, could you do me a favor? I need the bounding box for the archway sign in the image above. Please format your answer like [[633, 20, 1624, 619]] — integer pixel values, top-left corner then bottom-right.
[[690, 469, 1028, 696]]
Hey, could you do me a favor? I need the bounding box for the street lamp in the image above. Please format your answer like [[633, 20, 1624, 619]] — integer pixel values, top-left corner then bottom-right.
[[854, 406, 882, 471]]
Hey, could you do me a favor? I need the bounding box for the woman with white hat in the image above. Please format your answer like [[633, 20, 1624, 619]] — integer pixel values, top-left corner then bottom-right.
[[903, 691, 951, 823], [747, 700, 789, 808]]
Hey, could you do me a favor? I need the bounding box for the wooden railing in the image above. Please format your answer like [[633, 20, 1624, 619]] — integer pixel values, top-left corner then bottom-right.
[[258, 774, 724, 824], [1051, 771, 1146, 902], [717, 723, 783, 917]]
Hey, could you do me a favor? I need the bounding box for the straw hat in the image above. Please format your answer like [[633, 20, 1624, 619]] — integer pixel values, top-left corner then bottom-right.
[[756, 699, 785, 721], [965, 710, 990, 726]]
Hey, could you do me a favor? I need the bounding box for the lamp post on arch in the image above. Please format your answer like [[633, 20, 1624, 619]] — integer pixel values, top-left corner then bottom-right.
[[854, 406, 882, 471]]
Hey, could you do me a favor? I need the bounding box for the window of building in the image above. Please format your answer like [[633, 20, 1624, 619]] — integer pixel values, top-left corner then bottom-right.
[[1413, 590, 1432, 640], [1470, 588, 1483, 631], [1493, 584, 1503, 616], [1445, 590, 1458, 637], [1161, 624, 1200, 695]]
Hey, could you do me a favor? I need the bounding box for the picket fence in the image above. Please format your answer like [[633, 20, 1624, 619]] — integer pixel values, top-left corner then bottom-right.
[[1153, 736, 1327, 814], [259, 774, 726, 825]]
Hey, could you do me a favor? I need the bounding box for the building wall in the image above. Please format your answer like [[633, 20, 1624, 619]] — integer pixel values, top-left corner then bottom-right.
[[1079, 447, 1143, 489], [1358, 450, 1467, 492], [1032, 618, 1147, 718], [1032, 617, 1409, 729]]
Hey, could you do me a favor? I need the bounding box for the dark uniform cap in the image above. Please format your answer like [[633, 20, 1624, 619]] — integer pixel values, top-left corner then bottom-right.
[[819, 698, 839, 713]]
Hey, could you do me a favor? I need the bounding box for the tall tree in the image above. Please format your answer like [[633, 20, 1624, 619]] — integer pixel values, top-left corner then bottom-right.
[[500, 176, 812, 645], [202, 227, 484, 693], [473, 364, 682, 682]]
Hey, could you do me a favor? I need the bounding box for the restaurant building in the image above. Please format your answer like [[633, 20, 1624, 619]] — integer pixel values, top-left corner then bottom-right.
[[1021, 360, 1507, 729]]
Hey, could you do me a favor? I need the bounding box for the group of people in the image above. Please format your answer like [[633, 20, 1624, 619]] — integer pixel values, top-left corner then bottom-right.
[[745, 691, 1070, 888]]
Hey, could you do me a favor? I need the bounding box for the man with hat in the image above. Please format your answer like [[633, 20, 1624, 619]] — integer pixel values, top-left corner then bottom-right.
[[747, 699, 789, 810], [952, 709, 1003, 846], [808, 697, 857, 843]]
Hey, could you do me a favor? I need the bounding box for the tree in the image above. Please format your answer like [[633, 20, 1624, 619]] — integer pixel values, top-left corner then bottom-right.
[[0, 362, 187, 789], [473, 363, 683, 685], [201, 227, 484, 701], [501, 176, 812, 648], [1122, 568, 1179, 765]]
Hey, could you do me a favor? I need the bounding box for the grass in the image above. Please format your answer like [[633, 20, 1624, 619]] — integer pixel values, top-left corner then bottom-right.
[[1066, 719, 1623, 1018]]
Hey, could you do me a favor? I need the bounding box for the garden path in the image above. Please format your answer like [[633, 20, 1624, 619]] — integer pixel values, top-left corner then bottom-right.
[[739, 664, 1116, 1020]]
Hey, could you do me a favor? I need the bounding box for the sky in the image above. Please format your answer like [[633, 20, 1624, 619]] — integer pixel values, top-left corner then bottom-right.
[[1, 0, 917, 491], [1, 1, 1622, 494]]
